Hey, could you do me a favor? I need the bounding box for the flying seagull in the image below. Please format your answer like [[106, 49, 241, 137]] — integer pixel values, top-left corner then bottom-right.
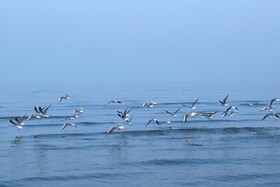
[[182, 98, 199, 109], [58, 95, 73, 103], [9, 113, 27, 130], [73, 107, 85, 116], [142, 102, 157, 108], [261, 98, 280, 112], [107, 125, 124, 134], [117, 107, 133, 122], [165, 107, 181, 118], [146, 118, 171, 126], [28, 104, 51, 120], [106, 100, 122, 105], [201, 111, 217, 120], [60, 123, 77, 131], [221, 106, 239, 118]]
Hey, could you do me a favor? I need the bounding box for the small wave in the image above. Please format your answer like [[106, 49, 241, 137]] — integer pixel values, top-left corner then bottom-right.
[[2, 172, 128, 186], [214, 173, 280, 183]]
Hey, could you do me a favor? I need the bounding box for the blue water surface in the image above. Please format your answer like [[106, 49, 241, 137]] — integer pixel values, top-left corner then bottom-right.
[[0, 81, 280, 187]]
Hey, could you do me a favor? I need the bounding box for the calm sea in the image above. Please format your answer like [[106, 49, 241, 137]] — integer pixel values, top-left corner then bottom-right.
[[0, 81, 280, 187]]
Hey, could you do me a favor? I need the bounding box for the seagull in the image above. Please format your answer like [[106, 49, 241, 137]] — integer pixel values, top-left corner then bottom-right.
[[60, 107, 85, 121], [219, 94, 229, 107], [201, 111, 217, 119], [9, 113, 27, 129], [142, 102, 157, 108], [165, 107, 181, 118], [60, 123, 77, 131], [58, 95, 73, 103], [106, 100, 122, 105], [221, 106, 239, 118], [146, 118, 171, 126], [261, 112, 280, 121], [73, 107, 85, 116], [28, 104, 51, 120], [117, 107, 133, 122], [261, 98, 280, 112], [107, 125, 124, 134], [38, 104, 51, 117]]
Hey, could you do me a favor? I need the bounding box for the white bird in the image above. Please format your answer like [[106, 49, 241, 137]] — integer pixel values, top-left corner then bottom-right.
[[261, 98, 280, 112], [73, 107, 85, 116], [106, 100, 122, 105], [219, 94, 229, 107], [60, 123, 77, 131], [165, 107, 181, 118], [107, 125, 124, 134], [58, 95, 73, 103], [9, 113, 27, 129], [146, 118, 171, 126], [182, 111, 199, 123], [201, 111, 217, 119], [183, 98, 199, 109], [142, 102, 157, 108], [117, 107, 133, 122], [221, 106, 239, 118], [261, 112, 280, 121], [28, 104, 51, 120]]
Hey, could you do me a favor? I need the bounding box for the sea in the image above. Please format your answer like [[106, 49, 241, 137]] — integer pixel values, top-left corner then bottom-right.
[[0, 81, 280, 187]]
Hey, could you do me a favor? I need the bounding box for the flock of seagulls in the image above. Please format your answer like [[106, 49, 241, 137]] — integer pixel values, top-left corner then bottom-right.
[[7, 94, 280, 134]]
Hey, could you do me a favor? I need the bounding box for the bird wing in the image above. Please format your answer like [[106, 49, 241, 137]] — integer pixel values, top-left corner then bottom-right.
[[60, 123, 68, 130], [146, 119, 155, 126], [183, 113, 189, 123], [58, 97, 63, 103], [191, 98, 199, 108], [9, 120, 17, 125], [174, 107, 181, 114], [165, 110, 173, 116], [43, 104, 51, 114], [261, 113, 270, 121], [107, 126, 117, 134], [34, 106, 39, 113], [223, 94, 229, 103], [39, 107, 44, 114], [128, 115, 133, 123]]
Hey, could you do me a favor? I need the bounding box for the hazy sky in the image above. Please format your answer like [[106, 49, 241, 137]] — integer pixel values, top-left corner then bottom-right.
[[0, 1, 279, 83]]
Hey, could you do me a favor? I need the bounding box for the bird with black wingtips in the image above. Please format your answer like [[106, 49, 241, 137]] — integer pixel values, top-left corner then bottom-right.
[[261, 98, 280, 112], [166, 107, 181, 118]]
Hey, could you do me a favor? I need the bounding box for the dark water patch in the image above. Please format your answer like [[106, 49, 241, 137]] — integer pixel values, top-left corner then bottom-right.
[[3, 172, 128, 186], [77, 121, 115, 125], [21, 126, 280, 140], [104, 126, 280, 138], [133, 157, 260, 167], [239, 100, 265, 106], [29, 131, 106, 139], [25, 121, 115, 128], [10, 136, 24, 145], [209, 172, 280, 183]]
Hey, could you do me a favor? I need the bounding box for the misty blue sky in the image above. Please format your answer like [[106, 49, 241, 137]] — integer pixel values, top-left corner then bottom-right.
[[0, 1, 279, 83]]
